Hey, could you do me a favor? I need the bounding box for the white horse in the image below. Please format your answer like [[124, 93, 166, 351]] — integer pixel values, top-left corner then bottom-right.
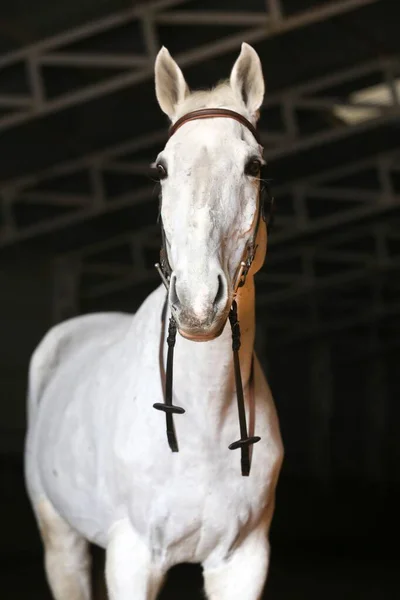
[[24, 43, 283, 600]]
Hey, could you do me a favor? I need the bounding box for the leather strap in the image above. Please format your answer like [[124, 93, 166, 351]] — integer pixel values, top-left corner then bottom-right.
[[228, 300, 260, 476], [169, 108, 261, 145], [155, 297, 259, 475], [154, 297, 185, 452]]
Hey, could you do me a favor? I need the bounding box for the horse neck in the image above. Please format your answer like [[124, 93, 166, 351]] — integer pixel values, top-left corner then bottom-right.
[[170, 278, 256, 417]]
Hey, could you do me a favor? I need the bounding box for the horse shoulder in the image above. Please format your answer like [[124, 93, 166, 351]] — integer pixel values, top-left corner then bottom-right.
[[27, 312, 132, 421]]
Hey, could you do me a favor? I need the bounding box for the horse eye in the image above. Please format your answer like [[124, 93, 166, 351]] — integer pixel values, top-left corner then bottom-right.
[[156, 163, 168, 180], [245, 159, 261, 177]]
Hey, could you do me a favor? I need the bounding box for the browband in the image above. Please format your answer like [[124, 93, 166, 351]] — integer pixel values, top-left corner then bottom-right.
[[169, 108, 262, 145]]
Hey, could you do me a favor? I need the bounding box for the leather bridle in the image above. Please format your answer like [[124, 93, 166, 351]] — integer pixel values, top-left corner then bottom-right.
[[169, 108, 261, 144], [153, 108, 274, 476]]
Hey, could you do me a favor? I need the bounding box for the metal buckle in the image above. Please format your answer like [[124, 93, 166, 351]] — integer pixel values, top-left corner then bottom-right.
[[155, 262, 170, 290], [233, 244, 257, 295]]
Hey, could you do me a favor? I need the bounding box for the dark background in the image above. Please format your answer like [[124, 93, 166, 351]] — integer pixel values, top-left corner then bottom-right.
[[1, 1, 399, 598]]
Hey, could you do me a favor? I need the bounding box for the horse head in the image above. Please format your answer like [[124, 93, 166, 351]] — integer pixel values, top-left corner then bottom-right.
[[154, 43, 268, 341]]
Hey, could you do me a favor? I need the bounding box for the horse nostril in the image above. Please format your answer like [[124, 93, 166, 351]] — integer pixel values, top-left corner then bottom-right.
[[169, 274, 181, 308], [213, 274, 226, 309]]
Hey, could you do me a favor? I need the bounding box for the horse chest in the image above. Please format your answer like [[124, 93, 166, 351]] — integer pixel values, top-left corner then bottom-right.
[[129, 467, 260, 566], [110, 385, 276, 564], [116, 426, 271, 567]]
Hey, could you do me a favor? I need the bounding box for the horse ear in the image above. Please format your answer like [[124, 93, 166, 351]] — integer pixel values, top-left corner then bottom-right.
[[155, 46, 189, 120], [230, 43, 265, 119]]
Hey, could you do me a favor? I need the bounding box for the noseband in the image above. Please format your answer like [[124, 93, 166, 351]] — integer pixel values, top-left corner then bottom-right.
[[153, 108, 274, 476]]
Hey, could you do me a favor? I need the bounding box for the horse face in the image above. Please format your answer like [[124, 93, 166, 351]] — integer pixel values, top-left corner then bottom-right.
[[154, 44, 267, 340]]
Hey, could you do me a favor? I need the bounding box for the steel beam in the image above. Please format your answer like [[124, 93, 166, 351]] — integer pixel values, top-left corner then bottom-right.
[[0, 0, 379, 134], [0, 1, 190, 69], [0, 59, 398, 247], [40, 52, 150, 68], [308, 339, 333, 485], [52, 255, 81, 323], [1, 55, 396, 189], [155, 11, 271, 26]]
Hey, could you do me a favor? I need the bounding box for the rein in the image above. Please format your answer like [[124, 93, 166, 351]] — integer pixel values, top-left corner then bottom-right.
[[154, 108, 273, 476]]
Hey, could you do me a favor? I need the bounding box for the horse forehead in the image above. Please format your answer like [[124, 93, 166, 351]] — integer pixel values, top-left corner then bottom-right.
[[183, 150, 239, 206], [170, 144, 243, 182], [168, 120, 250, 163]]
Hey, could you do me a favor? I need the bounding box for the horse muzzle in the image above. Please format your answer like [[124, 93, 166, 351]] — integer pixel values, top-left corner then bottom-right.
[[169, 270, 230, 341], [177, 318, 227, 342]]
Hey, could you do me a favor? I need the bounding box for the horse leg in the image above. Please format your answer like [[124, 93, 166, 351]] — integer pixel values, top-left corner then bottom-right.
[[36, 498, 91, 600], [203, 528, 271, 600], [105, 520, 165, 600]]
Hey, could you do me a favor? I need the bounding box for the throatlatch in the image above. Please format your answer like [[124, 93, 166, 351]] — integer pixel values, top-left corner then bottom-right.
[[153, 107, 275, 476]]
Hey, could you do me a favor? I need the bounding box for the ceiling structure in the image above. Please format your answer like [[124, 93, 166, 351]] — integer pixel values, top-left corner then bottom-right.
[[0, 0, 398, 355]]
